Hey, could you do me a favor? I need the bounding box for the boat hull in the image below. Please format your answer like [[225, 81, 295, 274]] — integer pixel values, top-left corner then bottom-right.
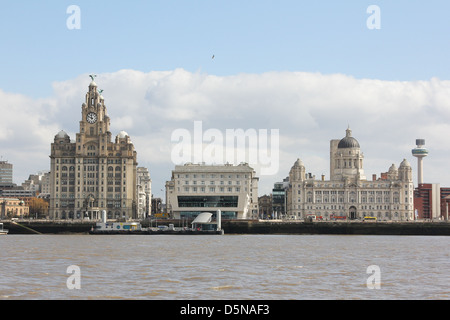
[[89, 229, 224, 235]]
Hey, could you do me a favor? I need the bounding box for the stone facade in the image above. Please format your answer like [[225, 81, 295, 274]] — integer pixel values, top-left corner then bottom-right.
[[166, 163, 259, 219], [49, 79, 138, 220], [137, 167, 152, 219], [287, 128, 414, 221], [0, 198, 29, 218]]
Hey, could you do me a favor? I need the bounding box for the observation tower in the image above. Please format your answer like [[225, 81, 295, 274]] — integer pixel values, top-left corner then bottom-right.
[[411, 139, 428, 185]]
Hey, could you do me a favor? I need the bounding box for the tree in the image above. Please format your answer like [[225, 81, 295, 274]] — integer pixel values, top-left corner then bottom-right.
[[28, 197, 49, 219]]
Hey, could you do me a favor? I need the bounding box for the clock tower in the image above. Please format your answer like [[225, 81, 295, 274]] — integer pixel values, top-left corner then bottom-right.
[[76, 79, 112, 158], [49, 76, 139, 221]]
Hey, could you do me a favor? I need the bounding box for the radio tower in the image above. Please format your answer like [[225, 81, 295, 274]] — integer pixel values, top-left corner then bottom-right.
[[411, 139, 428, 185]]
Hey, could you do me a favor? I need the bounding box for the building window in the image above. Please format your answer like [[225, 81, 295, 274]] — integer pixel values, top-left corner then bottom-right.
[[178, 195, 238, 208]]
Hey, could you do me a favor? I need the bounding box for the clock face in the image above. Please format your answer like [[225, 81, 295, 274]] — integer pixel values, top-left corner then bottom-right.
[[86, 112, 97, 124]]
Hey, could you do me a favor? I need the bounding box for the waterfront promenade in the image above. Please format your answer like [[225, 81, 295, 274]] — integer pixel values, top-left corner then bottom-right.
[[2, 219, 450, 235]]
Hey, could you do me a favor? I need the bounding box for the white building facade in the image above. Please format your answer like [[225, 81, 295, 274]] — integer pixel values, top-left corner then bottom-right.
[[287, 128, 414, 221], [137, 167, 152, 219], [166, 163, 259, 219]]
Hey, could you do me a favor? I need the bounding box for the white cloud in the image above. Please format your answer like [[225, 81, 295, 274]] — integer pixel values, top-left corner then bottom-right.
[[1, 69, 450, 196]]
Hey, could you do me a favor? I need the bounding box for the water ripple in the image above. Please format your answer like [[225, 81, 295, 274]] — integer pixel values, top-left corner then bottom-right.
[[1, 234, 449, 300]]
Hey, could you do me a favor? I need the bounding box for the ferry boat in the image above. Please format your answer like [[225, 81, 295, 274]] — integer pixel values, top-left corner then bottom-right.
[[0, 223, 8, 235], [89, 210, 142, 234], [90, 221, 142, 234], [89, 210, 224, 235]]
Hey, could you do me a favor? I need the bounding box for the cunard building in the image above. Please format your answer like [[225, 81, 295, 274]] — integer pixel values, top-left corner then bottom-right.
[[287, 127, 414, 221], [49, 77, 138, 220]]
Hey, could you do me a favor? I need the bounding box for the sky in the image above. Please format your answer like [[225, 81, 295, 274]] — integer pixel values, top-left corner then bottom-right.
[[1, 1, 450, 199]]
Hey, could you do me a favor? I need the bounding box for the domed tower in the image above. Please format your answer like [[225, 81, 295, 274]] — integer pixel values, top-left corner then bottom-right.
[[330, 127, 366, 181], [54, 130, 71, 144], [411, 139, 428, 185], [337, 127, 360, 149], [398, 158, 412, 182], [289, 158, 306, 182], [387, 163, 398, 180]]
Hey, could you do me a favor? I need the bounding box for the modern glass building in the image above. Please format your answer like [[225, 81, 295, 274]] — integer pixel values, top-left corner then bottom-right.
[[272, 179, 289, 218]]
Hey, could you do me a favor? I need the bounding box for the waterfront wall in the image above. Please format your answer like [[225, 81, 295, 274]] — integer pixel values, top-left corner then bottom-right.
[[3, 220, 450, 235], [4, 221, 94, 234], [222, 220, 450, 236]]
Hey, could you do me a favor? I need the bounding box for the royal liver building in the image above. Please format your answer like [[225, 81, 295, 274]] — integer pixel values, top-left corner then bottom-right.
[[287, 127, 414, 221], [49, 77, 138, 220]]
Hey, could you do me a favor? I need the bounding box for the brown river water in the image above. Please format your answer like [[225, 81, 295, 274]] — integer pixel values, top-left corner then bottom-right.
[[1, 234, 449, 300]]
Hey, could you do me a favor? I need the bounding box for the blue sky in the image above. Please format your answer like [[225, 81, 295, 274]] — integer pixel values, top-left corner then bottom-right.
[[2, 1, 450, 97], [1, 1, 450, 198]]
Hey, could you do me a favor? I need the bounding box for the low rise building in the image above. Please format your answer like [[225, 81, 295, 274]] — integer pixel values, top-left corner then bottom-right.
[[258, 195, 272, 219], [272, 178, 289, 219], [151, 197, 163, 215], [0, 198, 29, 219]]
